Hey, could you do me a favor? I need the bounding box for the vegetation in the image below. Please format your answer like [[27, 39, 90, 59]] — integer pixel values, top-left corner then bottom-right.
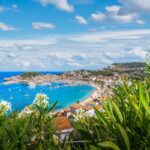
[[112, 62, 146, 68], [0, 94, 59, 150], [70, 78, 150, 149], [68, 62, 147, 80], [89, 70, 114, 76], [0, 63, 150, 149], [20, 72, 42, 79], [90, 62, 146, 79], [146, 64, 150, 77]]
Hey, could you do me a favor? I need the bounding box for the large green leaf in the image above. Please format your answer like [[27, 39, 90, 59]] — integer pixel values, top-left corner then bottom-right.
[[112, 102, 123, 124], [98, 141, 120, 150], [139, 83, 150, 115], [94, 108, 114, 134], [103, 100, 116, 123], [48, 101, 58, 113], [116, 124, 130, 150], [74, 125, 96, 144]]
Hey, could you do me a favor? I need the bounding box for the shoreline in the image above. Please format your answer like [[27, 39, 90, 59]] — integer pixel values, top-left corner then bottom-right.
[[1, 75, 100, 112], [79, 83, 99, 106], [54, 83, 99, 113], [2, 73, 101, 108]]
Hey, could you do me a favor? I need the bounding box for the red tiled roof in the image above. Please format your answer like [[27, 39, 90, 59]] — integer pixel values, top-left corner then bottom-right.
[[64, 109, 71, 113], [70, 104, 93, 111], [95, 105, 102, 110], [81, 105, 93, 111], [70, 104, 82, 109], [54, 116, 72, 131]]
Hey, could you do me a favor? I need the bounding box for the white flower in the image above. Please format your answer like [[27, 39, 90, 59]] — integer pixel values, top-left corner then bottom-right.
[[127, 81, 132, 87], [48, 112, 53, 118], [53, 135, 59, 145], [85, 109, 95, 117], [73, 108, 96, 122], [18, 93, 50, 118], [18, 105, 34, 118], [73, 108, 86, 122], [33, 93, 49, 108], [0, 100, 12, 113], [76, 108, 84, 114]]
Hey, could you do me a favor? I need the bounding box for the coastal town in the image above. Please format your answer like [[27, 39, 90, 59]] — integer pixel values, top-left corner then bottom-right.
[[2, 62, 146, 140], [3, 62, 146, 86]]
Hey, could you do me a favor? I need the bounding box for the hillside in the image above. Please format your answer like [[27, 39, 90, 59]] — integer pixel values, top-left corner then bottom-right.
[[66, 62, 147, 81]]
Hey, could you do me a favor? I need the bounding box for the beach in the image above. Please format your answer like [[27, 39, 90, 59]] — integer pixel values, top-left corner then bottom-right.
[[79, 83, 100, 105]]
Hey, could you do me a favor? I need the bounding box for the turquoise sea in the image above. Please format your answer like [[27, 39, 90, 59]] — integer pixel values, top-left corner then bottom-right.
[[0, 72, 95, 112]]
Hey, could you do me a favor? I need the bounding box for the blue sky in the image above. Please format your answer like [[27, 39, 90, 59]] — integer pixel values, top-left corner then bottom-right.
[[0, 0, 150, 71]]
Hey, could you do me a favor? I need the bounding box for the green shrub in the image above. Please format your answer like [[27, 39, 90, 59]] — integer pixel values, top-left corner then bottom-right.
[[146, 64, 150, 77], [72, 78, 150, 150], [20, 72, 42, 79], [0, 94, 59, 150], [0, 64, 150, 150]]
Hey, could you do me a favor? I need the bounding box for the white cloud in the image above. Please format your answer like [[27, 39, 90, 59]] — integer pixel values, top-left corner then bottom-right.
[[32, 22, 55, 30], [0, 29, 149, 71], [0, 6, 5, 12], [0, 39, 57, 48], [11, 4, 18, 9], [69, 29, 150, 43], [75, 15, 88, 25], [6, 53, 16, 59], [88, 27, 97, 32], [20, 61, 31, 67], [135, 19, 145, 25], [121, 0, 150, 12], [129, 47, 147, 58], [0, 4, 18, 13], [0, 22, 14, 31], [39, 0, 74, 12], [20, 46, 33, 51], [91, 12, 106, 22], [91, 6, 138, 24], [106, 5, 121, 13], [111, 13, 137, 23]]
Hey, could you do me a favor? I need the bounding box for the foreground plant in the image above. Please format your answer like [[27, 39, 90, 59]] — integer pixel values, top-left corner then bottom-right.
[[0, 100, 11, 115], [146, 64, 150, 77], [0, 93, 59, 150], [72, 78, 150, 150], [0, 64, 150, 150]]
